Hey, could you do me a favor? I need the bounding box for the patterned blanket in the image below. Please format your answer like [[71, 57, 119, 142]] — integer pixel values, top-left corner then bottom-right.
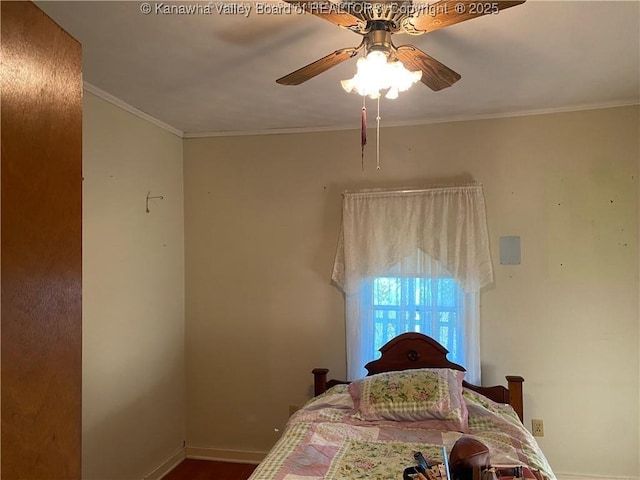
[[249, 385, 555, 480]]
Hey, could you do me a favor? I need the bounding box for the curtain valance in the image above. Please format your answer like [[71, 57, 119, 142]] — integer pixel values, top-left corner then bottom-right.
[[331, 185, 494, 294]]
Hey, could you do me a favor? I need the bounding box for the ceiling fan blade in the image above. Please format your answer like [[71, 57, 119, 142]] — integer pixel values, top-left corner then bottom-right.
[[277, 45, 362, 85], [395, 45, 461, 91], [284, 1, 363, 28], [411, 0, 525, 33]]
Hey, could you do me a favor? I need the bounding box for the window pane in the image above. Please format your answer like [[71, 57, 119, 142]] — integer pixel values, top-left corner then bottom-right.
[[368, 275, 463, 366], [439, 326, 449, 346], [373, 277, 401, 306], [414, 278, 422, 305], [439, 311, 452, 324], [374, 323, 383, 351], [415, 278, 433, 307], [437, 278, 457, 307], [385, 323, 396, 342]]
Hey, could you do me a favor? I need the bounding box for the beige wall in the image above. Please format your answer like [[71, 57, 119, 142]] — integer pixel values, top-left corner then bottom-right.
[[83, 92, 185, 479], [184, 106, 639, 477]]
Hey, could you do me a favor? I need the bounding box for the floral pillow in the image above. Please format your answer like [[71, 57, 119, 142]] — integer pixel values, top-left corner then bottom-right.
[[348, 368, 468, 430]]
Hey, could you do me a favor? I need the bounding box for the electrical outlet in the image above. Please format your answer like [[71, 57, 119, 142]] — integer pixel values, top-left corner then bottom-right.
[[531, 418, 544, 437], [288, 405, 300, 417]]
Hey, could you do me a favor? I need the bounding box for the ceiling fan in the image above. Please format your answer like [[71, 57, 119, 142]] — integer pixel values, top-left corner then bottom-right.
[[276, 0, 526, 91]]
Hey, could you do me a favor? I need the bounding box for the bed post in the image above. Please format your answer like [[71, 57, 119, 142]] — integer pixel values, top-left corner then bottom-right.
[[506, 376, 524, 422], [312, 368, 329, 396]]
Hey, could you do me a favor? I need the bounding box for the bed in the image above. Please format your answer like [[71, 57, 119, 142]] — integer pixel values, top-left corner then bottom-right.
[[248, 332, 554, 480]]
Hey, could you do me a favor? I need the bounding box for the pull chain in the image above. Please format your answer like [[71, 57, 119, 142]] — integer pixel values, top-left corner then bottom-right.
[[361, 96, 367, 171], [376, 96, 381, 170]]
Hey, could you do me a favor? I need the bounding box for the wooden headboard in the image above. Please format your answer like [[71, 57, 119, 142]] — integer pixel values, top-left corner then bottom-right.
[[312, 332, 525, 422]]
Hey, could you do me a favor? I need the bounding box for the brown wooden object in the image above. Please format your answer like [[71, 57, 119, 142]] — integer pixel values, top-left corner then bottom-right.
[[411, 1, 526, 33], [312, 332, 525, 422], [1, 2, 82, 478]]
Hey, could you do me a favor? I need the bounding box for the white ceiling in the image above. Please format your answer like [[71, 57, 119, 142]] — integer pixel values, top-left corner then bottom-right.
[[37, 0, 640, 137]]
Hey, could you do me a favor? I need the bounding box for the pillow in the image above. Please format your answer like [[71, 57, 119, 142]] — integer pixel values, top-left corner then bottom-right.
[[348, 368, 468, 430]]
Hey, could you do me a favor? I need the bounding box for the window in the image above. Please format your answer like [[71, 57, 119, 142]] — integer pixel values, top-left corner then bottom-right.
[[332, 185, 493, 382], [362, 275, 466, 368]]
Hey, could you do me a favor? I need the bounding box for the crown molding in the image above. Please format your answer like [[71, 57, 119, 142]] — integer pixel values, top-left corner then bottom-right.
[[183, 99, 639, 138], [83, 82, 184, 138], [82, 81, 637, 139]]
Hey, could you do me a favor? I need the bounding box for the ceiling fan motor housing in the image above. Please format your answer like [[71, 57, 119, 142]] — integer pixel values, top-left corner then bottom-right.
[[366, 23, 393, 57]]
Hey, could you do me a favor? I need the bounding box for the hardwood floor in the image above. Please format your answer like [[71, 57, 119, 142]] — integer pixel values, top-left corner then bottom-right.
[[163, 459, 257, 480]]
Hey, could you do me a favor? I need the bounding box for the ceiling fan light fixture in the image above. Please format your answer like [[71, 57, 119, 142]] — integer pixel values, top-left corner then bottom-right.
[[385, 87, 399, 100], [341, 50, 422, 99]]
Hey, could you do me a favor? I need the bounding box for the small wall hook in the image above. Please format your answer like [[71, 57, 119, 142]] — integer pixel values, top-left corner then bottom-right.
[[146, 191, 164, 213]]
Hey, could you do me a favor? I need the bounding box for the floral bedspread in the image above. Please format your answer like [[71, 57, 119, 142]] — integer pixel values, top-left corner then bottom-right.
[[248, 385, 555, 480]]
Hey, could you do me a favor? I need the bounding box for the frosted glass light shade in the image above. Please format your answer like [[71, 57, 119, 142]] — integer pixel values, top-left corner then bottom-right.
[[341, 50, 422, 99]]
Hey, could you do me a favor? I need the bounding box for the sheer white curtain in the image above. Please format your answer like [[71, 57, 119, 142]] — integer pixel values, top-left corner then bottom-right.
[[332, 185, 493, 383]]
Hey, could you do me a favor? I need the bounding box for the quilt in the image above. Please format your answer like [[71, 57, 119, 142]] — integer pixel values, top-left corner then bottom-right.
[[248, 382, 555, 480]]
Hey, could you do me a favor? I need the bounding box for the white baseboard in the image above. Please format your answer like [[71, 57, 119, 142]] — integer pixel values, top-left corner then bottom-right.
[[185, 445, 266, 465], [142, 445, 186, 480], [556, 473, 639, 480]]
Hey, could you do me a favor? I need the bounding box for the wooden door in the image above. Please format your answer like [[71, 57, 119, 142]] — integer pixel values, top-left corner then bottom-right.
[[1, 2, 82, 478]]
